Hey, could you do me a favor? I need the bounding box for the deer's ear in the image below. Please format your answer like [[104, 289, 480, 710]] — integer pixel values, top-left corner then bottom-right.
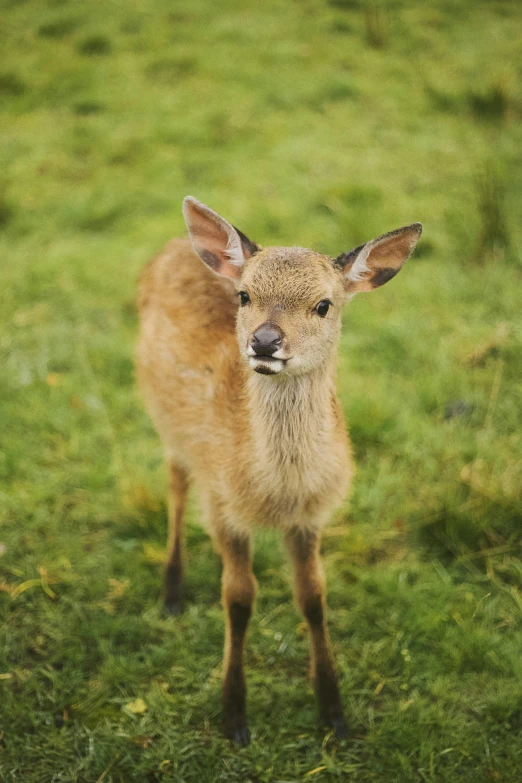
[[335, 223, 422, 294], [182, 196, 259, 280]]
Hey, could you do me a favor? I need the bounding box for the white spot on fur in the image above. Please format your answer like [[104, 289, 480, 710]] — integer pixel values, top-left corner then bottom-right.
[[224, 225, 245, 267], [346, 242, 372, 283]]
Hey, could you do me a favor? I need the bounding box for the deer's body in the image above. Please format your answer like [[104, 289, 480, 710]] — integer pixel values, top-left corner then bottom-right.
[[138, 239, 352, 537], [136, 198, 421, 745]]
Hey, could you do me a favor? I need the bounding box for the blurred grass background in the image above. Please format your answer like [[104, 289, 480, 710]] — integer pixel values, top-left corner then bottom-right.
[[1, 0, 522, 780]]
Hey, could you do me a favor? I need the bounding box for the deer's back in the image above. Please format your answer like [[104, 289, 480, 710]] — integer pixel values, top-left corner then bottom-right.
[[136, 238, 241, 474]]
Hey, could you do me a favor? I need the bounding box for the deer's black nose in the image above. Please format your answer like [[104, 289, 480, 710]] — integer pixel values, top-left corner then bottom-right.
[[251, 323, 283, 357]]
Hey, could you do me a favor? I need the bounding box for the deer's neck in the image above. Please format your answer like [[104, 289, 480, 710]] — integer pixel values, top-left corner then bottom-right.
[[246, 361, 338, 473]]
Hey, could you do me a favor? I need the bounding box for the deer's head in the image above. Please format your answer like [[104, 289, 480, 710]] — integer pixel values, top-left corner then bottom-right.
[[183, 197, 422, 377]]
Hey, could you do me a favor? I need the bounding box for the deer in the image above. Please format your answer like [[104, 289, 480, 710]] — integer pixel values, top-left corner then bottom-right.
[[136, 196, 422, 745]]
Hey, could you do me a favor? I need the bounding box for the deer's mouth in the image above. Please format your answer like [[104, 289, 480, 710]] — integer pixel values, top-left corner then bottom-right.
[[248, 356, 287, 375]]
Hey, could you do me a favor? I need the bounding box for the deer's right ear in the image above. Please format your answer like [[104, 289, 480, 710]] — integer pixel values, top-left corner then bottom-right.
[[183, 196, 259, 280]]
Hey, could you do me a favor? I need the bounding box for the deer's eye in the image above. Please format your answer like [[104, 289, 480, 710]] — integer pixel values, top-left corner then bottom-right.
[[238, 291, 250, 306], [315, 300, 331, 317]]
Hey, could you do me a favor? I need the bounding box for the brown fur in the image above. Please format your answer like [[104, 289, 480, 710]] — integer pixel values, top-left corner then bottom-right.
[[136, 197, 422, 743]]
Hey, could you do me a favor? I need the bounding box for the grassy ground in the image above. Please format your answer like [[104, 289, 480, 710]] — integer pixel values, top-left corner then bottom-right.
[[1, 0, 522, 780]]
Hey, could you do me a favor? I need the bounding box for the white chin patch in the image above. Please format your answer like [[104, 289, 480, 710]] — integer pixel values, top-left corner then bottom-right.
[[248, 357, 285, 375]]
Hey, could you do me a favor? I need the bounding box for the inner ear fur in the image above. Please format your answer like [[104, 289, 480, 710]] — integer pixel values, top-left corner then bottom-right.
[[335, 223, 422, 294], [183, 196, 259, 280]]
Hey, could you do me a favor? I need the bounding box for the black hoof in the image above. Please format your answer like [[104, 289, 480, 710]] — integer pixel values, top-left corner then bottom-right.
[[331, 716, 347, 740], [163, 599, 182, 616], [231, 725, 250, 747], [225, 717, 250, 747]]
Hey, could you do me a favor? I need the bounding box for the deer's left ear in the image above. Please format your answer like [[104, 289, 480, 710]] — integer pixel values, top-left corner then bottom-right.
[[335, 223, 422, 294]]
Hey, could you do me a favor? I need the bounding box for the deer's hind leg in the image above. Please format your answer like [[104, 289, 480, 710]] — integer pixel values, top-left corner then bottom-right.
[[214, 523, 258, 746], [164, 460, 189, 614], [285, 527, 346, 739]]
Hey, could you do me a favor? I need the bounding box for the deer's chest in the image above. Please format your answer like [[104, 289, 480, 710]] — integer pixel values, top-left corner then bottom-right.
[[232, 434, 351, 531]]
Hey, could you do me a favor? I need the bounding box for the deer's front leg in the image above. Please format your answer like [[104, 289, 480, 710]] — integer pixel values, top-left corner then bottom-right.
[[216, 527, 257, 746], [285, 527, 346, 739]]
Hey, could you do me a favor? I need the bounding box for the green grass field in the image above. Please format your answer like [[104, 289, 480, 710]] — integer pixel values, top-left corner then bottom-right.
[[1, 0, 522, 780]]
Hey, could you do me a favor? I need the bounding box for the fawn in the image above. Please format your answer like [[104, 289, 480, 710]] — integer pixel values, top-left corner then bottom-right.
[[136, 197, 422, 745]]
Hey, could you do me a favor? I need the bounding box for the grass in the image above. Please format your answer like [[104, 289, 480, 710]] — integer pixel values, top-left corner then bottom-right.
[[1, 0, 522, 780]]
